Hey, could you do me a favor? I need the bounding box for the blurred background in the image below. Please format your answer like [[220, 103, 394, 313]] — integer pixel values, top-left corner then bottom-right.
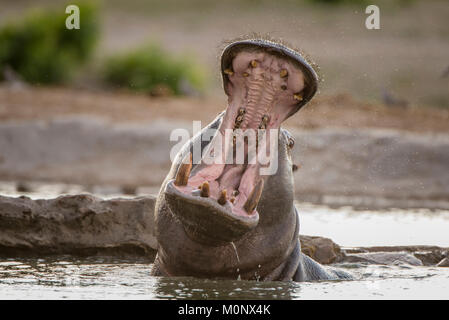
[[0, 0, 448, 210]]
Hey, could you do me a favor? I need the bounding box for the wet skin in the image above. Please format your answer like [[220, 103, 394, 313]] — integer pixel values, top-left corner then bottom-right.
[[151, 40, 352, 281]]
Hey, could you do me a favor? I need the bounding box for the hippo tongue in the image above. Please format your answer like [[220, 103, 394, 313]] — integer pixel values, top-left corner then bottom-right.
[[174, 47, 307, 216]]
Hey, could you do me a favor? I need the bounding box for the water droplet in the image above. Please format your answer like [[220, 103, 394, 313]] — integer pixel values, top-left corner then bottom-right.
[[230, 242, 240, 263]]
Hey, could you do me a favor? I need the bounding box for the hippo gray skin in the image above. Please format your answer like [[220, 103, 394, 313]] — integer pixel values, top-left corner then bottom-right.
[[151, 39, 351, 282]]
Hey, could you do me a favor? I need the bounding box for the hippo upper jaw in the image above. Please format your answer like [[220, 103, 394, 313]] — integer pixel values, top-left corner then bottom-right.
[[164, 180, 259, 246]]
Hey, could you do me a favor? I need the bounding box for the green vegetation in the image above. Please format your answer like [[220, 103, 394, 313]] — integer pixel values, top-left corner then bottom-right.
[[102, 43, 206, 95], [0, 2, 99, 84]]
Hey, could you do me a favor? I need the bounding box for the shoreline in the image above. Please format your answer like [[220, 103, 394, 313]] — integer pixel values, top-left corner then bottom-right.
[[0, 194, 447, 267]]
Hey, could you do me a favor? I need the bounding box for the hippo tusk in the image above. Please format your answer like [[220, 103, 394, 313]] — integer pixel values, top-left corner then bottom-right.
[[218, 189, 227, 205], [243, 179, 264, 214], [174, 153, 192, 186], [200, 181, 210, 197]]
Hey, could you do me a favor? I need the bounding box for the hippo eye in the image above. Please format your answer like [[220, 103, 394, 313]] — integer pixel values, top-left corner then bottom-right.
[[288, 138, 294, 149]]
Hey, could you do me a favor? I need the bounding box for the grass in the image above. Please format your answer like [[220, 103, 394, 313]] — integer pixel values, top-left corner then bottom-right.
[[102, 43, 206, 96], [0, 1, 99, 84]]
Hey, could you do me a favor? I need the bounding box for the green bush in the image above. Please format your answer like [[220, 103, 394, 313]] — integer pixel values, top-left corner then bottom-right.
[[102, 43, 206, 96], [0, 2, 99, 84]]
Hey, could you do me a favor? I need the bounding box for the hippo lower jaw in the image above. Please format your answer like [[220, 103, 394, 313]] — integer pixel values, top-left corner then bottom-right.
[[165, 181, 258, 246], [167, 47, 308, 245]]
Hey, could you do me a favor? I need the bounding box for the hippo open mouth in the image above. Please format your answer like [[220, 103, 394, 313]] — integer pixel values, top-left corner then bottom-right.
[[165, 40, 318, 246]]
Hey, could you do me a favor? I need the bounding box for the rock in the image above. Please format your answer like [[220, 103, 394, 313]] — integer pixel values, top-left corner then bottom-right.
[[437, 257, 449, 267], [300, 235, 343, 264], [0, 194, 157, 258], [414, 250, 447, 266], [343, 252, 423, 266], [343, 245, 449, 266]]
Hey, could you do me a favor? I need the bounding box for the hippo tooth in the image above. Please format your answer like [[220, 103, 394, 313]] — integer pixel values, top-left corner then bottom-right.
[[174, 153, 192, 186], [200, 181, 210, 197], [230, 196, 235, 204], [218, 189, 227, 205], [280, 69, 288, 78], [243, 179, 264, 214], [242, 72, 249, 77], [250, 60, 258, 68], [224, 68, 234, 76], [293, 93, 303, 101]]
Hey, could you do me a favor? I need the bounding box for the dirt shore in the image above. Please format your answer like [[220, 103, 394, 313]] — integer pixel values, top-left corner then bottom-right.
[[1, 86, 448, 132]]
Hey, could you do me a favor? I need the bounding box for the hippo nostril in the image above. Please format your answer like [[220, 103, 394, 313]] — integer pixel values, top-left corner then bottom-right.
[[281, 85, 287, 90]]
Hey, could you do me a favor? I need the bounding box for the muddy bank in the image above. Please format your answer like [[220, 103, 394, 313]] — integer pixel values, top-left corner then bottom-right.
[[1, 117, 449, 209], [0, 194, 448, 267]]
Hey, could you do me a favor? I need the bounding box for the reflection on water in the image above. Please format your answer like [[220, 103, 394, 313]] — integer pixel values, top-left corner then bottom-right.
[[297, 202, 449, 247], [0, 257, 448, 299]]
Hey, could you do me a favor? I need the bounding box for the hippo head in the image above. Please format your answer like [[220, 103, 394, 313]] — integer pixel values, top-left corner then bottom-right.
[[163, 39, 318, 247]]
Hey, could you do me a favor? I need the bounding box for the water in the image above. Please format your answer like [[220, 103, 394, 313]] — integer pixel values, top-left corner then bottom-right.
[[1, 184, 449, 299], [0, 257, 448, 299], [297, 202, 449, 247]]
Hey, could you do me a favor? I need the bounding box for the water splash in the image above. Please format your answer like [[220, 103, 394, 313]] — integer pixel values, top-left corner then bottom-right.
[[230, 242, 241, 280], [230, 242, 240, 263]]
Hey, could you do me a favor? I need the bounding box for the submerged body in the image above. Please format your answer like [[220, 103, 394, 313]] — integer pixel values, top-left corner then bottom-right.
[[151, 39, 351, 281]]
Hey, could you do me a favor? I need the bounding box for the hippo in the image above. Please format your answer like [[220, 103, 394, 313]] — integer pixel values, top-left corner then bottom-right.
[[151, 39, 351, 282]]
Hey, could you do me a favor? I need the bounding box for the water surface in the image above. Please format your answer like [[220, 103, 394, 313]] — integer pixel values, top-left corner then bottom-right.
[[1, 184, 448, 299], [0, 257, 448, 299]]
